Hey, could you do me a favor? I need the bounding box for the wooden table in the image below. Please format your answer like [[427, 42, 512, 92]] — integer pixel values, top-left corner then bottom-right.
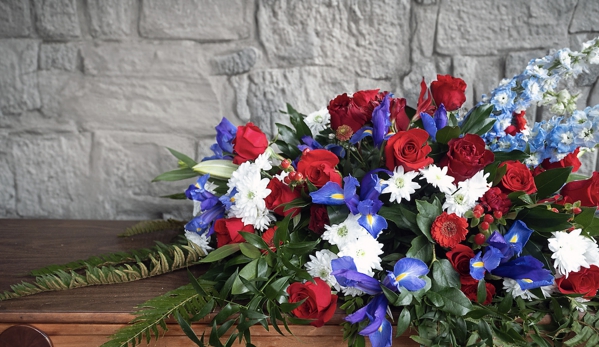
[[0, 220, 419, 347]]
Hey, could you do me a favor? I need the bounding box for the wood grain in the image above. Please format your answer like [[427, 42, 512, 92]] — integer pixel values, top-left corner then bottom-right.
[[0, 220, 420, 347]]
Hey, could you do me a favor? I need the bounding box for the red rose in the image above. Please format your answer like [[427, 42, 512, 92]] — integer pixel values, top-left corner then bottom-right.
[[560, 171, 599, 207], [498, 160, 537, 194], [430, 74, 467, 111], [297, 149, 342, 188], [541, 148, 581, 173], [439, 134, 494, 182], [461, 282, 496, 305], [480, 187, 512, 215], [265, 177, 302, 217], [384, 128, 434, 172], [328, 90, 380, 132], [556, 265, 599, 298], [232, 122, 268, 164], [261, 226, 278, 252], [308, 204, 330, 235], [287, 278, 338, 327], [213, 218, 254, 248], [431, 212, 469, 248], [446, 244, 477, 285]]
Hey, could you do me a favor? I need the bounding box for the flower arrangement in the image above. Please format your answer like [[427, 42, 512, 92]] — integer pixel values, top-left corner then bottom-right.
[[4, 39, 599, 347]]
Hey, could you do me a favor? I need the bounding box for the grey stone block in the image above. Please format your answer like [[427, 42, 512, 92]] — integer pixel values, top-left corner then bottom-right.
[[33, 0, 81, 39], [570, 0, 599, 33], [258, 0, 411, 79], [0, 40, 41, 115], [411, 2, 439, 59], [453, 55, 504, 109], [81, 41, 206, 78], [87, 0, 134, 39], [40, 43, 79, 71], [505, 49, 548, 79], [0, 0, 32, 37], [0, 137, 15, 217], [139, 0, 250, 41], [211, 47, 258, 76], [437, 0, 575, 55]]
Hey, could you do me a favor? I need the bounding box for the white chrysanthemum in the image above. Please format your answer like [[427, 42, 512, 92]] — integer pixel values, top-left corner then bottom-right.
[[184, 231, 213, 255], [305, 249, 339, 290], [338, 235, 384, 274], [548, 229, 592, 276], [442, 188, 471, 217], [305, 107, 331, 136], [443, 171, 491, 217], [228, 166, 273, 230], [419, 164, 455, 194], [253, 152, 273, 171], [322, 214, 368, 249], [340, 286, 364, 297], [382, 166, 421, 203], [583, 237, 599, 266], [227, 161, 257, 194]]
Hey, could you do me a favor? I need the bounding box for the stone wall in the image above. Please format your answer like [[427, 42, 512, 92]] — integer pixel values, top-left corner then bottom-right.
[[1, 0, 599, 220]]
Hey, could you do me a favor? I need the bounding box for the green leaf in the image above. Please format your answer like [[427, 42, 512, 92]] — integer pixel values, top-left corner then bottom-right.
[[231, 258, 269, 295], [460, 104, 495, 135], [239, 243, 262, 259], [426, 291, 444, 307], [437, 287, 473, 316], [239, 232, 270, 250], [275, 123, 301, 159], [187, 270, 208, 296], [379, 205, 419, 231], [416, 198, 442, 242], [286, 104, 312, 139], [166, 147, 198, 169], [406, 236, 433, 264], [477, 279, 487, 304], [518, 207, 572, 233], [199, 244, 241, 263], [152, 167, 198, 182], [264, 276, 290, 301], [191, 298, 215, 321], [435, 126, 461, 145], [492, 150, 529, 163], [396, 308, 411, 337], [530, 334, 552, 347], [214, 303, 241, 325], [575, 207, 599, 236], [431, 259, 460, 291], [477, 319, 493, 346], [283, 240, 320, 255], [534, 167, 572, 199], [174, 311, 204, 346], [497, 293, 513, 314]]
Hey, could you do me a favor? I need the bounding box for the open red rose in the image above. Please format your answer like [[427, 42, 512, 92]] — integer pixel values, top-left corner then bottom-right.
[[431, 212, 469, 248], [384, 128, 434, 172], [480, 187, 512, 215], [232, 122, 268, 164], [328, 89, 380, 132], [560, 171, 599, 207], [498, 160, 537, 194], [439, 134, 494, 182], [297, 149, 342, 188], [308, 204, 330, 235], [541, 148, 581, 173], [461, 282, 496, 305], [430, 74, 467, 111], [213, 218, 254, 248], [446, 244, 477, 285], [556, 265, 599, 298], [265, 177, 302, 217], [287, 277, 338, 327]]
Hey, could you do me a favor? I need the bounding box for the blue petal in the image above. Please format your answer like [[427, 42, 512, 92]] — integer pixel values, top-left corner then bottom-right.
[[215, 117, 237, 154], [359, 295, 389, 335], [421, 112, 437, 141], [492, 255, 553, 283], [434, 104, 448, 130], [345, 303, 368, 324], [331, 268, 382, 295], [368, 318, 392, 347], [325, 144, 346, 158], [389, 258, 429, 291], [360, 173, 384, 202], [516, 273, 554, 290], [487, 231, 512, 260], [358, 212, 388, 239], [470, 251, 486, 280], [343, 175, 361, 214], [482, 246, 503, 272], [503, 220, 534, 256], [372, 95, 391, 148], [331, 255, 357, 272], [350, 127, 373, 144], [309, 182, 345, 205]]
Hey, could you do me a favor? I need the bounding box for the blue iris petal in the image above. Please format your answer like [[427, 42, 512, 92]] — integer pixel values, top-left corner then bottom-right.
[[492, 255, 554, 285], [421, 112, 438, 141], [309, 182, 345, 205], [487, 231, 512, 260], [503, 220, 534, 256], [360, 173, 385, 202], [324, 144, 346, 158], [386, 258, 429, 292], [470, 251, 486, 281], [434, 104, 448, 129], [343, 175, 361, 214], [215, 117, 237, 154], [350, 127, 374, 144], [469, 247, 503, 281], [184, 204, 225, 237], [368, 318, 393, 347], [372, 95, 391, 148], [331, 268, 382, 295], [345, 295, 388, 335], [357, 200, 387, 239], [516, 273, 554, 290]]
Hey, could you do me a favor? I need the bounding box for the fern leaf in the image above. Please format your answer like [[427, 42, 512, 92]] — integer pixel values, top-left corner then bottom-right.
[[100, 283, 213, 347], [118, 219, 186, 237], [0, 241, 206, 301]]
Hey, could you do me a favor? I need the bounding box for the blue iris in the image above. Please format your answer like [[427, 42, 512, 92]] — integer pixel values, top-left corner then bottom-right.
[[421, 104, 448, 141], [385, 257, 429, 292]]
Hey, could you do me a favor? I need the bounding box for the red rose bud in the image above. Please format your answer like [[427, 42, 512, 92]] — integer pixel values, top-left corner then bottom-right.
[[232, 122, 269, 164], [384, 128, 434, 172], [213, 218, 255, 248], [430, 74, 467, 111], [514, 111, 527, 132], [541, 147, 581, 173], [297, 149, 342, 188], [498, 160, 537, 195]]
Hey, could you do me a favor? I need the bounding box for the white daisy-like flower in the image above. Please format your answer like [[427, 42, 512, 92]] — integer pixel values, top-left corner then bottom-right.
[[338, 235, 384, 274], [382, 166, 421, 203], [583, 237, 599, 266], [322, 214, 368, 249], [443, 171, 491, 217], [227, 161, 257, 194], [253, 152, 273, 171], [340, 286, 364, 297], [305, 249, 339, 291], [305, 107, 331, 136], [419, 164, 455, 194], [228, 166, 273, 230], [442, 188, 471, 217], [548, 229, 592, 276], [184, 231, 213, 255]]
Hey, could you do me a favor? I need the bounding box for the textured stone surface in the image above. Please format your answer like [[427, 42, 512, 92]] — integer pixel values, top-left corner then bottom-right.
[[87, 0, 133, 38], [40, 43, 79, 71], [437, 0, 575, 55], [0, 40, 41, 115], [570, 0, 599, 33], [91, 131, 196, 219], [258, 0, 411, 79], [81, 41, 206, 78], [57, 75, 220, 137], [0, 137, 15, 216], [33, 0, 81, 39], [12, 133, 92, 218], [211, 47, 258, 76], [0, 0, 32, 37], [139, 0, 250, 40]]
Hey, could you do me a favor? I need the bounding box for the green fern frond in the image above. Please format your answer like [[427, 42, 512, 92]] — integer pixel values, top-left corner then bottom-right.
[[0, 241, 206, 301], [118, 219, 186, 237], [100, 282, 213, 347]]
